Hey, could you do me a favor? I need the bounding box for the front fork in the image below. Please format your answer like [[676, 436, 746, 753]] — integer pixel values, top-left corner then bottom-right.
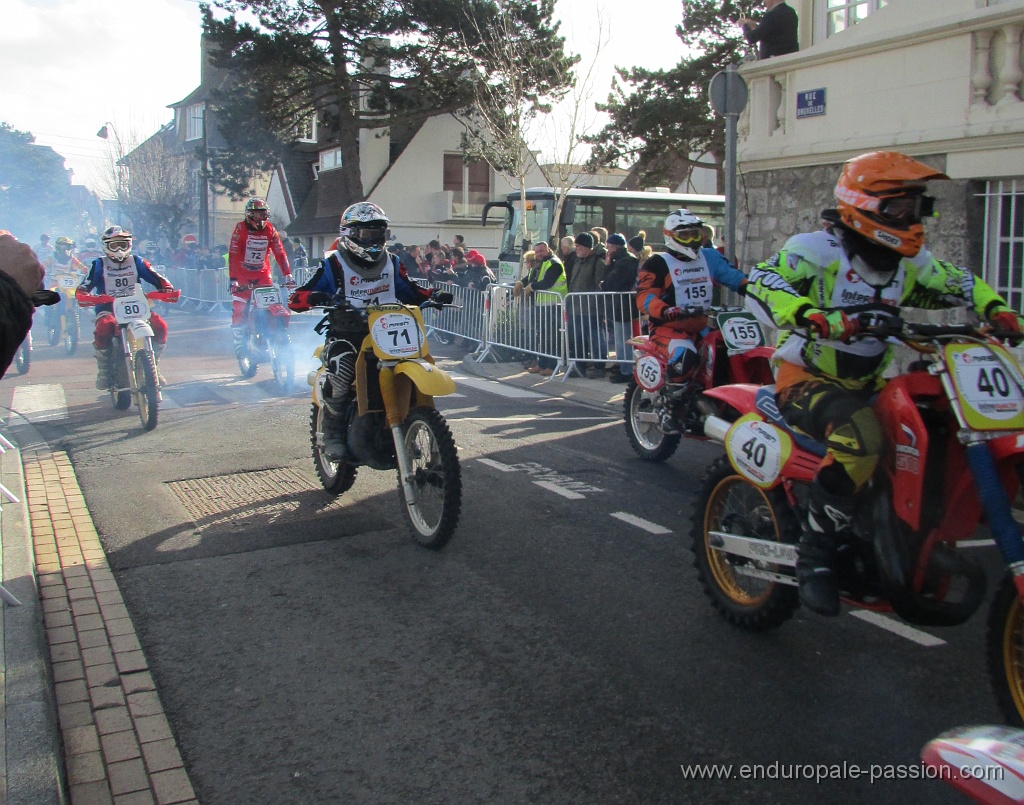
[[966, 442, 1024, 598], [380, 365, 421, 516]]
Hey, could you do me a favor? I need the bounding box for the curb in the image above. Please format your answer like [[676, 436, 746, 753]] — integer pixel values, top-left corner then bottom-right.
[[2, 415, 199, 805]]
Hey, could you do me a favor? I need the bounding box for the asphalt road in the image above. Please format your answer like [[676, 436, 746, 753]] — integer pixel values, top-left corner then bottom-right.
[[0, 308, 1004, 804]]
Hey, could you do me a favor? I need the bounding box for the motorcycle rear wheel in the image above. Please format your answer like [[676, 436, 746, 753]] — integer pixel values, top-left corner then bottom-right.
[[237, 348, 257, 379], [624, 380, 681, 462], [691, 456, 799, 631], [399, 407, 461, 549], [310, 402, 356, 495], [14, 336, 30, 375], [271, 336, 294, 394], [111, 355, 131, 410], [135, 350, 159, 431], [987, 573, 1024, 726]]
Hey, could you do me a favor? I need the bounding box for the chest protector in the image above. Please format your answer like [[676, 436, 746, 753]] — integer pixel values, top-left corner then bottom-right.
[[334, 253, 398, 309], [665, 251, 713, 306], [242, 233, 270, 269], [102, 257, 138, 298]]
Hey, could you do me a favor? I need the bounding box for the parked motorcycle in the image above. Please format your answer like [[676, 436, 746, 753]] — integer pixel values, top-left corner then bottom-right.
[[43, 269, 82, 355], [624, 306, 775, 461], [78, 286, 180, 431], [922, 725, 1024, 804], [308, 298, 462, 548], [235, 281, 294, 393], [690, 313, 1024, 724]]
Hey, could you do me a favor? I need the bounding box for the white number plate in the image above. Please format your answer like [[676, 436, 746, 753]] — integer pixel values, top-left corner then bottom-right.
[[725, 416, 791, 488], [253, 286, 281, 309], [719, 312, 766, 352], [371, 312, 422, 358], [113, 292, 149, 324], [58, 275, 78, 289], [948, 344, 1024, 429], [635, 355, 664, 391]]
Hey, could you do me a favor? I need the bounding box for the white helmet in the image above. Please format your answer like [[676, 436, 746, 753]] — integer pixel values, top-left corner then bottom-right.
[[663, 208, 705, 261], [102, 225, 133, 262], [339, 202, 388, 267]]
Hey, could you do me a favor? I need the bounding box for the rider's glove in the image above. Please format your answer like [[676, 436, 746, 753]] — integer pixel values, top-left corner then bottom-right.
[[991, 311, 1024, 345], [433, 291, 454, 305], [804, 309, 860, 342], [305, 291, 331, 307], [662, 306, 687, 322], [229, 280, 240, 294]]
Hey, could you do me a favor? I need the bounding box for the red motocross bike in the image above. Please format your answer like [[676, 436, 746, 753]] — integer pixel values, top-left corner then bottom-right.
[[689, 312, 1024, 725], [623, 306, 775, 461]]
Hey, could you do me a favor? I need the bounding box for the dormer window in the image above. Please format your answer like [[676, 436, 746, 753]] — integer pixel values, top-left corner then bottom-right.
[[319, 148, 342, 172], [185, 103, 205, 141], [295, 113, 317, 143]]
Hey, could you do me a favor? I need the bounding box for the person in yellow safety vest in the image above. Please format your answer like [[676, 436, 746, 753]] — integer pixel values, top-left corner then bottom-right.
[[518, 240, 565, 377]]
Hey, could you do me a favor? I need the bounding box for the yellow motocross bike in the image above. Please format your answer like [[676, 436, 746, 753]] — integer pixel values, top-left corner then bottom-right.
[[308, 298, 462, 548], [43, 270, 82, 354]]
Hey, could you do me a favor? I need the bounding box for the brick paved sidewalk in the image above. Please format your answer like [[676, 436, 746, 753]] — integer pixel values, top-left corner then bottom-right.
[[23, 448, 197, 805]]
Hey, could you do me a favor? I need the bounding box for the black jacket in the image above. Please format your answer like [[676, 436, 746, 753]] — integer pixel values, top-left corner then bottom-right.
[[744, 2, 799, 59], [0, 271, 33, 379], [602, 251, 639, 321]]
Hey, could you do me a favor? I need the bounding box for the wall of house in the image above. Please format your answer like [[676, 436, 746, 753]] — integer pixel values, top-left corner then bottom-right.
[[368, 114, 544, 258], [736, 0, 1024, 279]]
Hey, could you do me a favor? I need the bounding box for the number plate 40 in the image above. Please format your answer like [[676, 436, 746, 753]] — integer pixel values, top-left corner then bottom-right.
[[725, 414, 792, 488], [947, 343, 1024, 431]]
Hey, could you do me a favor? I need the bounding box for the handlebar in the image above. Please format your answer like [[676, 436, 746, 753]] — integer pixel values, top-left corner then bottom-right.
[[31, 290, 60, 308], [76, 288, 179, 307]]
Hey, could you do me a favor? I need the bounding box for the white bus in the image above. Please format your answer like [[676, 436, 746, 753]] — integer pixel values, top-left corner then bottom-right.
[[481, 186, 726, 283]]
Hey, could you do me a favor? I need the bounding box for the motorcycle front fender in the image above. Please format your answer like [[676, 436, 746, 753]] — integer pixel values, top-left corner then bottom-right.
[[127, 319, 154, 341], [394, 360, 456, 397]]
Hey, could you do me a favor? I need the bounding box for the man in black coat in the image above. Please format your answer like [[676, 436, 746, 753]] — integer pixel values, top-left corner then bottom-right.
[[739, 0, 799, 60], [600, 233, 639, 383]]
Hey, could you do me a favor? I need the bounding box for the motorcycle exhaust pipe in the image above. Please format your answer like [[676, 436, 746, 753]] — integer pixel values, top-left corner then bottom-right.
[[704, 415, 731, 443]]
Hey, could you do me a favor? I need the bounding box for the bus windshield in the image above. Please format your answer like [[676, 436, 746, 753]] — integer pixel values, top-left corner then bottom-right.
[[488, 187, 726, 284]]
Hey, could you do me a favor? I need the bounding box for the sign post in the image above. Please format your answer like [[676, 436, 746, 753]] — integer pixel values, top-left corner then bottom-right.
[[708, 64, 749, 267]]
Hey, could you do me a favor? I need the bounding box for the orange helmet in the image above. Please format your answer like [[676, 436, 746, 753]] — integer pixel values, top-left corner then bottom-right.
[[834, 151, 948, 257]]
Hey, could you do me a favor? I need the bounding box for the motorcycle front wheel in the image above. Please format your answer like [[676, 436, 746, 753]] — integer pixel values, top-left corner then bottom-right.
[[690, 456, 799, 631], [624, 380, 681, 462], [65, 306, 79, 356], [271, 336, 294, 394], [987, 573, 1024, 726], [135, 350, 159, 431], [310, 402, 356, 495], [399, 407, 461, 549], [14, 336, 30, 375]]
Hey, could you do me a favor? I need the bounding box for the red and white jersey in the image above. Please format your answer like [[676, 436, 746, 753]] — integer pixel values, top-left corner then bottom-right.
[[228, 221, 291, 281]]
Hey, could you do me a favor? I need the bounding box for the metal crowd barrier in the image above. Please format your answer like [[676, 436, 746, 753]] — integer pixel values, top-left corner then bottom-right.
[[561, 291, 636, 379], [474, 284, 565, 376], [421, 282, 488, 345]]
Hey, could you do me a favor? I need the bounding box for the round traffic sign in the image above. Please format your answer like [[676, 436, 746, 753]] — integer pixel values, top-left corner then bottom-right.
[[708, 69, 749, 116]]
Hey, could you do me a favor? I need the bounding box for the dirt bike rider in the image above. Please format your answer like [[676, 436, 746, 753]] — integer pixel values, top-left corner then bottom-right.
[[228, 198, 294, 357], [288, 202, 453, 460], [635, 209, 748, 430], [744, 150, 1024, 617], [43, 236, 88, 322], [77, 226, 175, 390]]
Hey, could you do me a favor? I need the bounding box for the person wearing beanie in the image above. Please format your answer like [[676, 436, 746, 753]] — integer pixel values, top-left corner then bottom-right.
[[567, 231, 608, 377], [628, 231, 653, 268], [601, 234, 639, 382]]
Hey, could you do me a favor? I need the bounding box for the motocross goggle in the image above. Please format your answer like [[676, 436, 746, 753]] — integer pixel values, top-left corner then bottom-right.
[[247, 209, 269, 221], [344, 224, 388, 244], [105, 238, 132, 254], [667, 227, 704, 247], [873, 190, 936, 226]]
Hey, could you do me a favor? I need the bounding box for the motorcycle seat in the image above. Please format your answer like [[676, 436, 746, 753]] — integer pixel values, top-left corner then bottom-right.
[[754, 385, 828, 458]]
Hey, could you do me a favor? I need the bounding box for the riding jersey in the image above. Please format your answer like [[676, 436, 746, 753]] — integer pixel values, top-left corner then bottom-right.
[[289, 251, 432, 315], [44, 254, 88, 282], [228, 221, 291, 283], [745, 229, 1012, 389], [636, 247, 747, 335], [77, 256, 171, 315]]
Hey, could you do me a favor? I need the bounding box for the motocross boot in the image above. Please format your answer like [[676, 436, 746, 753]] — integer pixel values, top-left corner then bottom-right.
[[231, 324, 247, 359], [153, 341, 167, 386], [320, 403, 349, 463], [797, 484, 855, 617], [94, 348, 112, 391]]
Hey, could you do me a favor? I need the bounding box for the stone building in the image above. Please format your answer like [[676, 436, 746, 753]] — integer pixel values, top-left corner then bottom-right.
[[737, 0, 1024, 311]]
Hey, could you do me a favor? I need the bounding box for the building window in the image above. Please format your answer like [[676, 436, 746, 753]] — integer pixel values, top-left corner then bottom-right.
[[982, 180, 1024, 314], [443, 154, 490, 217], [319, 148, 342, 172], [295, 114, 317, 143], [817, 0, 888, 38], [185, 103, 205, 141]]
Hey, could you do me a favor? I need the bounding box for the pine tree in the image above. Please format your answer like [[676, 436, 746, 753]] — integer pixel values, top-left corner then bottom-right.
[[588, 0, 752, 192], [200, 0, 572, 202]]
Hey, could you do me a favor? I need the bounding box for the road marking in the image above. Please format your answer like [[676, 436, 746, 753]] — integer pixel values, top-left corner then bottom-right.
[[449, 375, 548, 399], [477, 458, 515, 472], [959, 538, 995, 548], [849, 610, 946, 647], [534, 480, 585, 499], [610, 511, 673, 535], [11, 384, 68, 422]]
